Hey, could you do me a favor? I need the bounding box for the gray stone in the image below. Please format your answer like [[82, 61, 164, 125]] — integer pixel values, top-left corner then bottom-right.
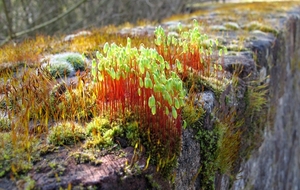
[[220, 55, 256, 79], [64, 31, 91, 42], [209, 25, 228, 31], [194, 91, 215, 113], [224, 22, 240, 30], [175, 126, 201, 190], [232, 12, 300, 190]]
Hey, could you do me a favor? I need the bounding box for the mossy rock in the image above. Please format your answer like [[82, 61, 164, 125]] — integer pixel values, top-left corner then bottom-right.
[[43, 60, 75, 79], [42, 52, 85, 78], [51, 52, 85, 71]]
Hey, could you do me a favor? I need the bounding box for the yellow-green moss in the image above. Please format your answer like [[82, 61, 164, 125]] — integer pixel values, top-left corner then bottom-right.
[[69, 151, 102, 165], [243, 21, 278, 35], [48, 121, 86, 146], [0, 132, 40, 177]]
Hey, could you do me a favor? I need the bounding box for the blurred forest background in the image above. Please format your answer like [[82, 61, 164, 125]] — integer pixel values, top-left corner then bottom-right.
[[0, 0, 226, 46]]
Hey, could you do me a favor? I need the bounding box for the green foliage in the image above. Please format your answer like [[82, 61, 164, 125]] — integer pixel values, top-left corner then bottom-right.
[[246, 82, 268, 115], [243, 21, 278, 35], [0, 132, 12, 177], [91, 37, 186, 177], [240, 80, 268, 159], [214, 120, 241, 174], [84, 115, 141, 150], [22, 175, 36, 190], [194, 123, 219, 190], [146, 174, 161, 190], [48, 121, 86, 146], [198, 76, 230, 97], [51, 52, 85, 71]]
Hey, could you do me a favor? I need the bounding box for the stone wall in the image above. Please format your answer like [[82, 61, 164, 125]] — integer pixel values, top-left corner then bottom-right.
[[232, 11, 300, 190], [171, 2, 300, 190]]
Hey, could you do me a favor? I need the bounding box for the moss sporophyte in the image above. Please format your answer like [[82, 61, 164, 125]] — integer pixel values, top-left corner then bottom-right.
[[90, 38, 185, 174], [88, 20, 227, 176]]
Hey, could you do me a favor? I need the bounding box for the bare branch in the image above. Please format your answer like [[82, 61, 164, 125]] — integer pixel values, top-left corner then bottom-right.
[[0, 0, 87, 47], [15, 0, 87, 37]]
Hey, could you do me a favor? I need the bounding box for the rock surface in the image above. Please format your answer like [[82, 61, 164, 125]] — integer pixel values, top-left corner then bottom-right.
[[165, 2, 300, 190], [232, 13, 300, 190]]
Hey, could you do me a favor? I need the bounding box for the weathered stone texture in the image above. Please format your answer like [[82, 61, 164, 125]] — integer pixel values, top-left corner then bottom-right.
[[173, 3, 300, 190], [232, 13, 300, 190]]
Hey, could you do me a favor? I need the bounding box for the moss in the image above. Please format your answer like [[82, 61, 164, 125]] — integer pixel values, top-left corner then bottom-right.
[[226, 44, 248, 52], [84, 116, 124, 149], [139, 126, 180, 179], [69, 151, 102, 165], [0, 132, 41, 177], [86, 117, 111, 136], [0, 1, 286, 185], [240, 80, 268, 159], [224, 22, 240, 31], [199, 76, 230, 96], [42, 52, 86, 79], [65, 53, 85, 71], [196, 124, 219, 190], [21, 175, 36, 190], [243, 21, 278, 35], [43, 60, 75, 79], [182, 101, 205, 127], [48, 121, 86, 146], [215, 119, 242, 174]]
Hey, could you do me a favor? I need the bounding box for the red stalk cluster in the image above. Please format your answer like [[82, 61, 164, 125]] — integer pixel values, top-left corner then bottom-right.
[[156, 44, 212, 79], [95, 58, 181, 154]]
